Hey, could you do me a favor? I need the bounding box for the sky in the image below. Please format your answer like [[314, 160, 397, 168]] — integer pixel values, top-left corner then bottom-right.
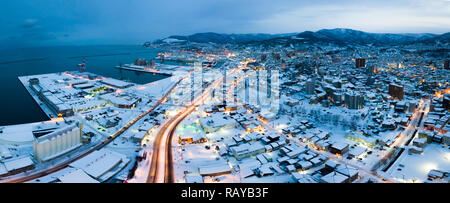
[[0, 0, 449, 48]]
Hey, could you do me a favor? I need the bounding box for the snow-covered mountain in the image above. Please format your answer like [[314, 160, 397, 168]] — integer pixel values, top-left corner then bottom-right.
[[147, 29, 449, 46], [292, 28, 439, 45], [417, 32, 450, 44], [150, 32, 297, 45]]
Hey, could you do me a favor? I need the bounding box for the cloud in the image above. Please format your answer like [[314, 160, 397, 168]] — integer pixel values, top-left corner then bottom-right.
[[0, 18, 58, 48], [0, 0, 449, 48], [18, 19, 55, 40], [21, 19, 40, 29], [253, 0, 450, 34]]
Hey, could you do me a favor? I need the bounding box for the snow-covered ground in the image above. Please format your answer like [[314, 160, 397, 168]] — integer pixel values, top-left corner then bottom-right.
[[387, 143, 450, 182]]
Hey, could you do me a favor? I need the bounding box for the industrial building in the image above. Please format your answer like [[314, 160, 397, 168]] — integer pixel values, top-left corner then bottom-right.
[[100, 78, 133, 89], [69, 148, 130, 182], [29, 78, 74, 117], [100, 92, 142, 109], [33, 121, 83, 162]]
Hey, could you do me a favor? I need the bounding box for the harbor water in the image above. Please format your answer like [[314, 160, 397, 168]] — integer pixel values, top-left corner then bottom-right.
[[0, 45, 181, 126]]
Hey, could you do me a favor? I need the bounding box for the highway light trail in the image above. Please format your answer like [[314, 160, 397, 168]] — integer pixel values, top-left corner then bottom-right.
[[147, 67, 237, 183]]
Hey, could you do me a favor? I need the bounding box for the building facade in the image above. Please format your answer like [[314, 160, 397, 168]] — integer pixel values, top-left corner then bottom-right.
[[355, 58, 366, 68], [29, 78, 74, 117], [344, 92, 364, 109], [305, 79, 315, 95], [389, 83, 404, 100], [33, 122, 83, 162]]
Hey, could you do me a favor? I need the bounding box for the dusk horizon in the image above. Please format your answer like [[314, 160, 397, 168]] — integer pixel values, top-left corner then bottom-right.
[[1, 0, 449, 48]]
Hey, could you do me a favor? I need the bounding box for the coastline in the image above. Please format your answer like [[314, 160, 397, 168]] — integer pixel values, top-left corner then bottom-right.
[[18, 74, 57, 120]]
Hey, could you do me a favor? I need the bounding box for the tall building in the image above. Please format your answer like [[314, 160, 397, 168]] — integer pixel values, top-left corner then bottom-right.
[[331, 92, 343, 106], [366, 65, 375, 75], [344, 91, 364, 109], [305, 79, 315, 95], [355, 58, 365, 68], [389, 83, 404, 100], [33, 121, 83, 163]]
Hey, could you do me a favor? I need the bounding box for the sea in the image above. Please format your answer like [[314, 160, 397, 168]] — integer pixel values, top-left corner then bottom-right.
[[0, 45, 182, 126]]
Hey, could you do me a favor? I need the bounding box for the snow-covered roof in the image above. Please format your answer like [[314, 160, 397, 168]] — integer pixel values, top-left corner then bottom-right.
[[199, 163, 231, 176], [185, 175, 204, 183], [0, 164, 7, 176], [69, 149, 125, 179], [349, 146, 366, 157], [27, 167, 77, 183], [320, 171, 348, 183], [231, 142, 265, 154], [336, 165, 359, 178], [292, 173, 317, 183], [331, 142, 349, 150], [240, 166, 255, 178], [101, 78, 132, 88], [100, 93, 140, 106], [58, 168, 99, 183], [199, 112, 237, 129], [133, 131, 147, 140], [0, 124, 35, 144], [3, 156, 34, 172]]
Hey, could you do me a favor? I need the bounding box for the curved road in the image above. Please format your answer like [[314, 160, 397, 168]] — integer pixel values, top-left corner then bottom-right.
[[0, 79, 182, 183], [147, 67, 237, 183]]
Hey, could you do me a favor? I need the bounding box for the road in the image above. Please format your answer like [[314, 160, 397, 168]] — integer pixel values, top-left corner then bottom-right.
[[388, 100, 427, 149], [146, 67, 238, 183], [379, 100, 429, 173], [0, 78, 183, 183]]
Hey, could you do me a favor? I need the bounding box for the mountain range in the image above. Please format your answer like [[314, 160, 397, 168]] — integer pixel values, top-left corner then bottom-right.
[[152, 32, 295, 45], [149, 28, 450, 46]]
